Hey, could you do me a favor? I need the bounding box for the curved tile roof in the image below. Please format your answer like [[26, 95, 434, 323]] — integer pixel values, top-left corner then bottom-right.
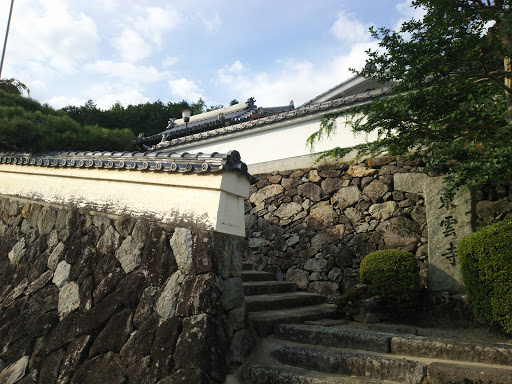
[[135, 98, 297, 148], [0, 150, 255, 182], [149, 87, 391, 151]]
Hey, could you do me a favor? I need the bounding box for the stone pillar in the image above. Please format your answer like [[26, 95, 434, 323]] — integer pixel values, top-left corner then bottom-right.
[[394, 173, 475, 292], [423, 177, 474, 292]]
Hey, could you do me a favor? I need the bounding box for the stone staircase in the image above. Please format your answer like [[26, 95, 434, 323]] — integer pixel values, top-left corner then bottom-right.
[[242, 262, 337, 336], [238, 321, 512, 383], [234, 263, 512, 383]]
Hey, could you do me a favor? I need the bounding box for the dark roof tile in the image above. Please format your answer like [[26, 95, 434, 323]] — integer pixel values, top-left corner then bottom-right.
[[0, 150, 254, 182]]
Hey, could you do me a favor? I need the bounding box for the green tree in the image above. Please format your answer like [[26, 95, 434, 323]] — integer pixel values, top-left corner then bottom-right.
[[0, 78, 30, 96], [0, 89, 135, 152], [309, 0, 512, 196]]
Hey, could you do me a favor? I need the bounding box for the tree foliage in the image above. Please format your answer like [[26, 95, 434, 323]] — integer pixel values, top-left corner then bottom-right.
[[0, 78, 30, 97], [0, 89, 135, 152], [310, 0, 512, 196], [61, 97, 235, 137], [61, 99, 191, 138]]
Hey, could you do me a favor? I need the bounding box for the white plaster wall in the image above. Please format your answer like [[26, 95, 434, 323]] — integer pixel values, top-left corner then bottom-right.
[[0, 165, 249, 236], [166, 113, 376, 167]]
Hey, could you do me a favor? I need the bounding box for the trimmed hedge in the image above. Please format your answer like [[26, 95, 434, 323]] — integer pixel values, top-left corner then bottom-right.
[[360, 250, 420, 312], [458, 218, 512, 334]]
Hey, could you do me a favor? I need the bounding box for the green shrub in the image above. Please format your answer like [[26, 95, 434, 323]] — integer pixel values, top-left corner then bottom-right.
[[360, 250, 420, 312], [458, 218, 512, 334]]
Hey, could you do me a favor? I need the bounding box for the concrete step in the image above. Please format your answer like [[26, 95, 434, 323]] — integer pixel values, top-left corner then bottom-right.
[[275, 324, 392, 353], [427, 361, 512, 383], [272, 345, 427, 384], [391, 334, 512, 366], [243, 281, 297, 296], [248, 304, 337, 336], [241, 270, 275, 282], [247, 364, 399, 384], [245, 292, 327, 312], [242, 262, 254, 271]]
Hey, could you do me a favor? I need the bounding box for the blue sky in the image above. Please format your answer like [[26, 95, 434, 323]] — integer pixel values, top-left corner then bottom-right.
[[0, 0, 424, 110]]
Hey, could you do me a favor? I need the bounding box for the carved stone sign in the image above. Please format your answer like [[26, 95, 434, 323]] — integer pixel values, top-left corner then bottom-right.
[[424, 177, 474, 292]]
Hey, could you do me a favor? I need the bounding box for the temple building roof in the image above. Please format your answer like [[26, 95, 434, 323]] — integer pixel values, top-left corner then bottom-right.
[[135, 98, 294, 149], [142, 87, 391, 152]]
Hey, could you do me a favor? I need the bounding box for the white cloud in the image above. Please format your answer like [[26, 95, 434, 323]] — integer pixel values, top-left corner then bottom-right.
[[216, 39, 378, 108], [330, 11, 372, 44], [95, 90, 150, 110], [168, 78, 204, 102], [110, 5, 182, 63], [197, 11, 222, 32], [84, 61, 169, 84], [162, 56, 179, 67], [2, 0, 100, 74], [395, 0, 427, 29], [47, 96, 87, 109], [91, 0, 118, 10], [112, 29, 152, 62], [134, 6, 182, 46]]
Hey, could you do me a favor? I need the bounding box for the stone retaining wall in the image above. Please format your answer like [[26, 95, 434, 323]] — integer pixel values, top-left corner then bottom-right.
[[245, 156, 512, 324], [0, 197, 251, 383], [476, 185, 512, 229], [244, 157, 429, 301]]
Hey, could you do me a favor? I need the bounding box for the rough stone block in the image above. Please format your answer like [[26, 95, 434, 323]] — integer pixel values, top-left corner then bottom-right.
[[140, 226, 177, 286], [274, 203, 302, 220], [133, 286, 159, 328], [115, 270, 147, 309], [298, 183, 322, 202], [93, 267, 124, 305], [249, 184, 284, 205], [120, 313, 159, 367], [286, 268, 309, 290], [71, 352, 126, 384], [376, 216, 421, 248], [89, 309, 133, 357], [0, 355, 28, 384], [96, 226, 121, 255], [174, 314, 227, 382], [76, 292, 123, 336], [114, 215, 136, 238], [58, 281, 80, 319], [310, 205, 336, 226], [8, 238, 26, 265], [155, 270, 184, 319], [115, 235, 141, 273], [47, 242, 65, 271], [39, 350, 65, 384], [53, 260, 72, 289], [221, 277, 244, 311], [151, 317, 182, 373], [57, 335, 93, 383], [332, 186, 361, 209], [170, 228, 194, 274], [176, 273, 221, 316], [363, 180, 389, 203], [394, 173, 428, 195], [229, 328, 255, 364]]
